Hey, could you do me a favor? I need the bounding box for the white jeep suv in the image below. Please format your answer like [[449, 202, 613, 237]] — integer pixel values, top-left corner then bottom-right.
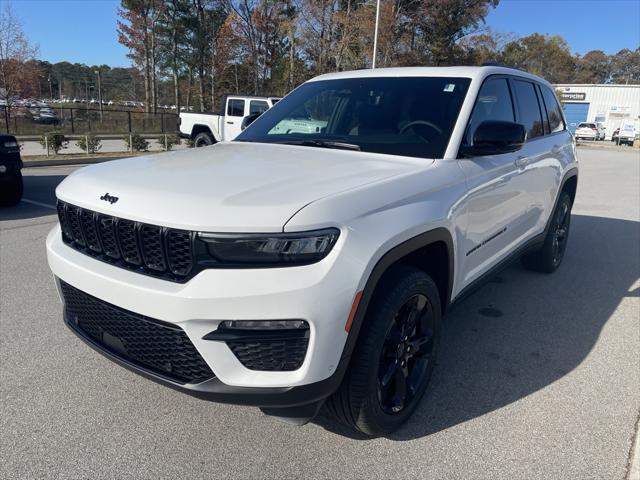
[[47, 66, 578, 436]]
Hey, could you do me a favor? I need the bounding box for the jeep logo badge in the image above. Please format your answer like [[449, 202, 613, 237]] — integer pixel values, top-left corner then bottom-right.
[[100, 193, 119, 204]]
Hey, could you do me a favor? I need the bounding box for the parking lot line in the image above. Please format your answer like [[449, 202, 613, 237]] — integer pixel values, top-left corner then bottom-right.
[[22, 198, 57, 210]]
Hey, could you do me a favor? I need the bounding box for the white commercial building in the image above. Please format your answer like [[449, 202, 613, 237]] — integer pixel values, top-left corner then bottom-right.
[[553, 84, 640, 139]]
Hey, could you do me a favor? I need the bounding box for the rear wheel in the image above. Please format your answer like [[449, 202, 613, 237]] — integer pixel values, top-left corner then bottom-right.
[[193, 132, 214, 147], [323, 265, 441, 436], [522, 191, 572, 273], [0, 172, 23, 207]]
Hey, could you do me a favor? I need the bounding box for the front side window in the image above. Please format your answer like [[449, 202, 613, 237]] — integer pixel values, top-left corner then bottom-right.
[[512, 80, 544, 140], [465, 78, 514, 146], [227, 99, 245, 117], [236, 77, 471, 159], [250, 100, 269, 115]]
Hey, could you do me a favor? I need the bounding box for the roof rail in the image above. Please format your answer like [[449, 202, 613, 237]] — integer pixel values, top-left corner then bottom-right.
[[481, 61, 525, 71]]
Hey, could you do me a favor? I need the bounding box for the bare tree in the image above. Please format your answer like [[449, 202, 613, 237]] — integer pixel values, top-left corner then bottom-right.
[[0, 4, 40, 109]]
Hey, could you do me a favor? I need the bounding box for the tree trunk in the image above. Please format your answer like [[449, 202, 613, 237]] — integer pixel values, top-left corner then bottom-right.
[[198, 67, 205, 112], [186, 65, 193, 110]]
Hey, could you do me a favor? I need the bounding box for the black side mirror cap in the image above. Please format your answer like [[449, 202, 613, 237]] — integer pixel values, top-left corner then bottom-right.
[[241, 112, 262, 130], [461, 120, 526, 157]]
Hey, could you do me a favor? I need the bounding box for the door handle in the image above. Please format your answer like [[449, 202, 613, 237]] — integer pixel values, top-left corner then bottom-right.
[[226, 121, 234, 125]]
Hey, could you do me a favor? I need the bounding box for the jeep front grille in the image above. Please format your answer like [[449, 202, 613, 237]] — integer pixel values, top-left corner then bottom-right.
[[57, 201, 194, 281]]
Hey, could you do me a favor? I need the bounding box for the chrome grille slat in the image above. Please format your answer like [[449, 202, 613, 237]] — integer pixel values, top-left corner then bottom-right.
[[56, 201, 194, 281]]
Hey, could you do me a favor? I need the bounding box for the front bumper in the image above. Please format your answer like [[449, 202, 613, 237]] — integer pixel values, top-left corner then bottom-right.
[[63, 301, 349, 407], [47, 224, 362, 404]]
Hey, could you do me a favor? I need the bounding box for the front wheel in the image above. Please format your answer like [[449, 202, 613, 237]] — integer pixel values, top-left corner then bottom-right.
[[323, 266, 441, 436], [522, 192, 572, 273], [0, 172, 23, 207]]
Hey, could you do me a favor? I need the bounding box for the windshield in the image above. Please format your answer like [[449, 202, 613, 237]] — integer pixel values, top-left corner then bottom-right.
[[236, 77, 471, 159], [578, 123, 596, 128]]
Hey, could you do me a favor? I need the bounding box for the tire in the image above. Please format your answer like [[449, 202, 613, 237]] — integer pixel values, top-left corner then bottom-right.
[[0, 172, 23, 207], [323, 265, 442, 436], [193, 132, 214, 147], [521, 191, 572, 273]]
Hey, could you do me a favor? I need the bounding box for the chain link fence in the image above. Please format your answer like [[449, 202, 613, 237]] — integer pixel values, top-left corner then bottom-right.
[[1, 106, 178, 135]]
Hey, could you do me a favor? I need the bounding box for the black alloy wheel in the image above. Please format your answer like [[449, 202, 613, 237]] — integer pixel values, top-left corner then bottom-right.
[[377, 293, 436, 414], [551, 199, 571, 267]]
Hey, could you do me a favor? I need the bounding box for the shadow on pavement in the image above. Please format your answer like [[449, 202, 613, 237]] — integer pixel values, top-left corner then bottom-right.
[[315, 214, 639, 440], [0, 174, 66, 222]]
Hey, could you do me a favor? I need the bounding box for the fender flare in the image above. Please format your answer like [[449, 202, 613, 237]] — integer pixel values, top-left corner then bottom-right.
[[341, 227, 455, 361], [191, 124, 219, 142]]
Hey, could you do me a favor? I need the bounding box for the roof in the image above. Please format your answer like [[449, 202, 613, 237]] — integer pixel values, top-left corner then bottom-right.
[[553, 83, 640, 88], [309, 66, 552, 87]]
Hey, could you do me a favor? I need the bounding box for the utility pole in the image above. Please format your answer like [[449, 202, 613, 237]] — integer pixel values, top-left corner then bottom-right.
[[372, 0, 381, 69], [95, 70, 103, 120], [48, 76, 53, 99]]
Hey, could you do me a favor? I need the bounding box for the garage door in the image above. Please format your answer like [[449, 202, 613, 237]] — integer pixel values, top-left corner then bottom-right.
[[563, 103, 590, 134]]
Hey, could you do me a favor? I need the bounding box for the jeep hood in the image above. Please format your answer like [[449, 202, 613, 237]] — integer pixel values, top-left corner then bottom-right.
[[56, 142, 428, 232]]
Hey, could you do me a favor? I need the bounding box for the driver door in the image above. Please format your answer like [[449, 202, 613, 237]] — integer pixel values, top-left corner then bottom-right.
[[457, 77, 530, 286], [224, 97, 246, 140]]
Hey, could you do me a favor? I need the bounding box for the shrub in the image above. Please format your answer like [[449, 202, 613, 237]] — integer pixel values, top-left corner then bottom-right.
[[125, 133, 149, 152], [76, 134, 102, 154], [39, 131, 68, 154], [159, 134, 180, 151]]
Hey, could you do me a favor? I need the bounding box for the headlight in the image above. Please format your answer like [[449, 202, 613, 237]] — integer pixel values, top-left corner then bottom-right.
[[4, 141, 18, 148], [196, 228, 339, 267]]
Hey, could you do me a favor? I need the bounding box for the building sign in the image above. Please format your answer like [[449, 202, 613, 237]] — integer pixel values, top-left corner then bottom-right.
[[561, 92, 586, 101]]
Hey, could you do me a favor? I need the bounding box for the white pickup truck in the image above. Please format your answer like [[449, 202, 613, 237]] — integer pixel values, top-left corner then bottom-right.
[[178, 95, 280, 146]]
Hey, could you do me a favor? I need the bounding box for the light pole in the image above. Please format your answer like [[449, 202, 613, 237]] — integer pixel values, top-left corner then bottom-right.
[[47, 76, 53, 99], [372, 0, 381, 69], [94, 70, 103, 120]]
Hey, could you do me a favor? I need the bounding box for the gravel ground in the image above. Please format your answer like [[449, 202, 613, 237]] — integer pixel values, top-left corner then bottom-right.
[[1, 147, 638, 479]]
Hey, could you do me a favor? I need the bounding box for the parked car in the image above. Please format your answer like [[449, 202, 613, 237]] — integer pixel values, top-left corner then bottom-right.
[[47, 66, 577, 436], [616, 121, 637, 146], [575, 122, 605, 141], [0, 134, 23, 207], [178, 95, 281, 146]]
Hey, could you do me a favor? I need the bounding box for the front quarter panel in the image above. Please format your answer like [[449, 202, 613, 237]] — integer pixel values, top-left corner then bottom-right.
[[285, 158, 469, 304]]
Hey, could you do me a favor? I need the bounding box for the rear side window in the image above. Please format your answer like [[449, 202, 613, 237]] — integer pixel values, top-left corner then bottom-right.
[[466, 78, 514, 145], [540, 86, 565, 133], [250, 100, 269, 115], [512, 80, 544, 140], [227, 99, 245, 117]]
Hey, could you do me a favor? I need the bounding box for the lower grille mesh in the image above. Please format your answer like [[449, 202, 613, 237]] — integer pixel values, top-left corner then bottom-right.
[[60, 281, 214, 384], [227, 337, 309, 371]]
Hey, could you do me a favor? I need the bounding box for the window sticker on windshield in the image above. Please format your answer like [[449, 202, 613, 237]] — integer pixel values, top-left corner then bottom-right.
[[443, 83, 456, 92]]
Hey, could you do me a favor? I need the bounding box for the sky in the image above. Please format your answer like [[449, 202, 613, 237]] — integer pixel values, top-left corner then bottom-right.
[[4, 0, 640, 68]]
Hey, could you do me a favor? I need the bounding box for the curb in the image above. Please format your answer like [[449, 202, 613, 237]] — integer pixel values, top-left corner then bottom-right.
[[22, 155, 129, 168]]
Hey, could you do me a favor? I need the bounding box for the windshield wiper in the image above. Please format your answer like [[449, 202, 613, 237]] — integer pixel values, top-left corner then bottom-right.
[[274, 139, 361, 151]]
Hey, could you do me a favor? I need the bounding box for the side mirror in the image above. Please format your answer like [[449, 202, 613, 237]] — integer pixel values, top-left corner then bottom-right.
[[241, 112, 262, 130], [462, 120, 526, 157]]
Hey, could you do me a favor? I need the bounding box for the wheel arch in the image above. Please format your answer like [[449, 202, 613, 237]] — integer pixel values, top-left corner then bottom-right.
[[341, 227, 454, 361], [191, 124, 218, 142]]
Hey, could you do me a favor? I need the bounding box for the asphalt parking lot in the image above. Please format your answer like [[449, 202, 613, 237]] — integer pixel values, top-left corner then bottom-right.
[[1, 147, 639, 479]]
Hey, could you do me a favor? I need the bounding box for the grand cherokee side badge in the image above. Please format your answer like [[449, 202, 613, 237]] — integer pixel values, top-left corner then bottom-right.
[[100, 193, 119, 204]]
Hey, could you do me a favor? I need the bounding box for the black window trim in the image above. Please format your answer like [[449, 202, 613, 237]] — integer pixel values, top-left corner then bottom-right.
[[538, 83, 567, 135], [227, 98, 246, 117], [508, 77, 547, 143], [535, 83, 551, 135]]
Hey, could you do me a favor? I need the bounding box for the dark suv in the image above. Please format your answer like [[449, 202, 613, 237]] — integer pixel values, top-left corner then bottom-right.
[[0, 134, 24, 207]]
